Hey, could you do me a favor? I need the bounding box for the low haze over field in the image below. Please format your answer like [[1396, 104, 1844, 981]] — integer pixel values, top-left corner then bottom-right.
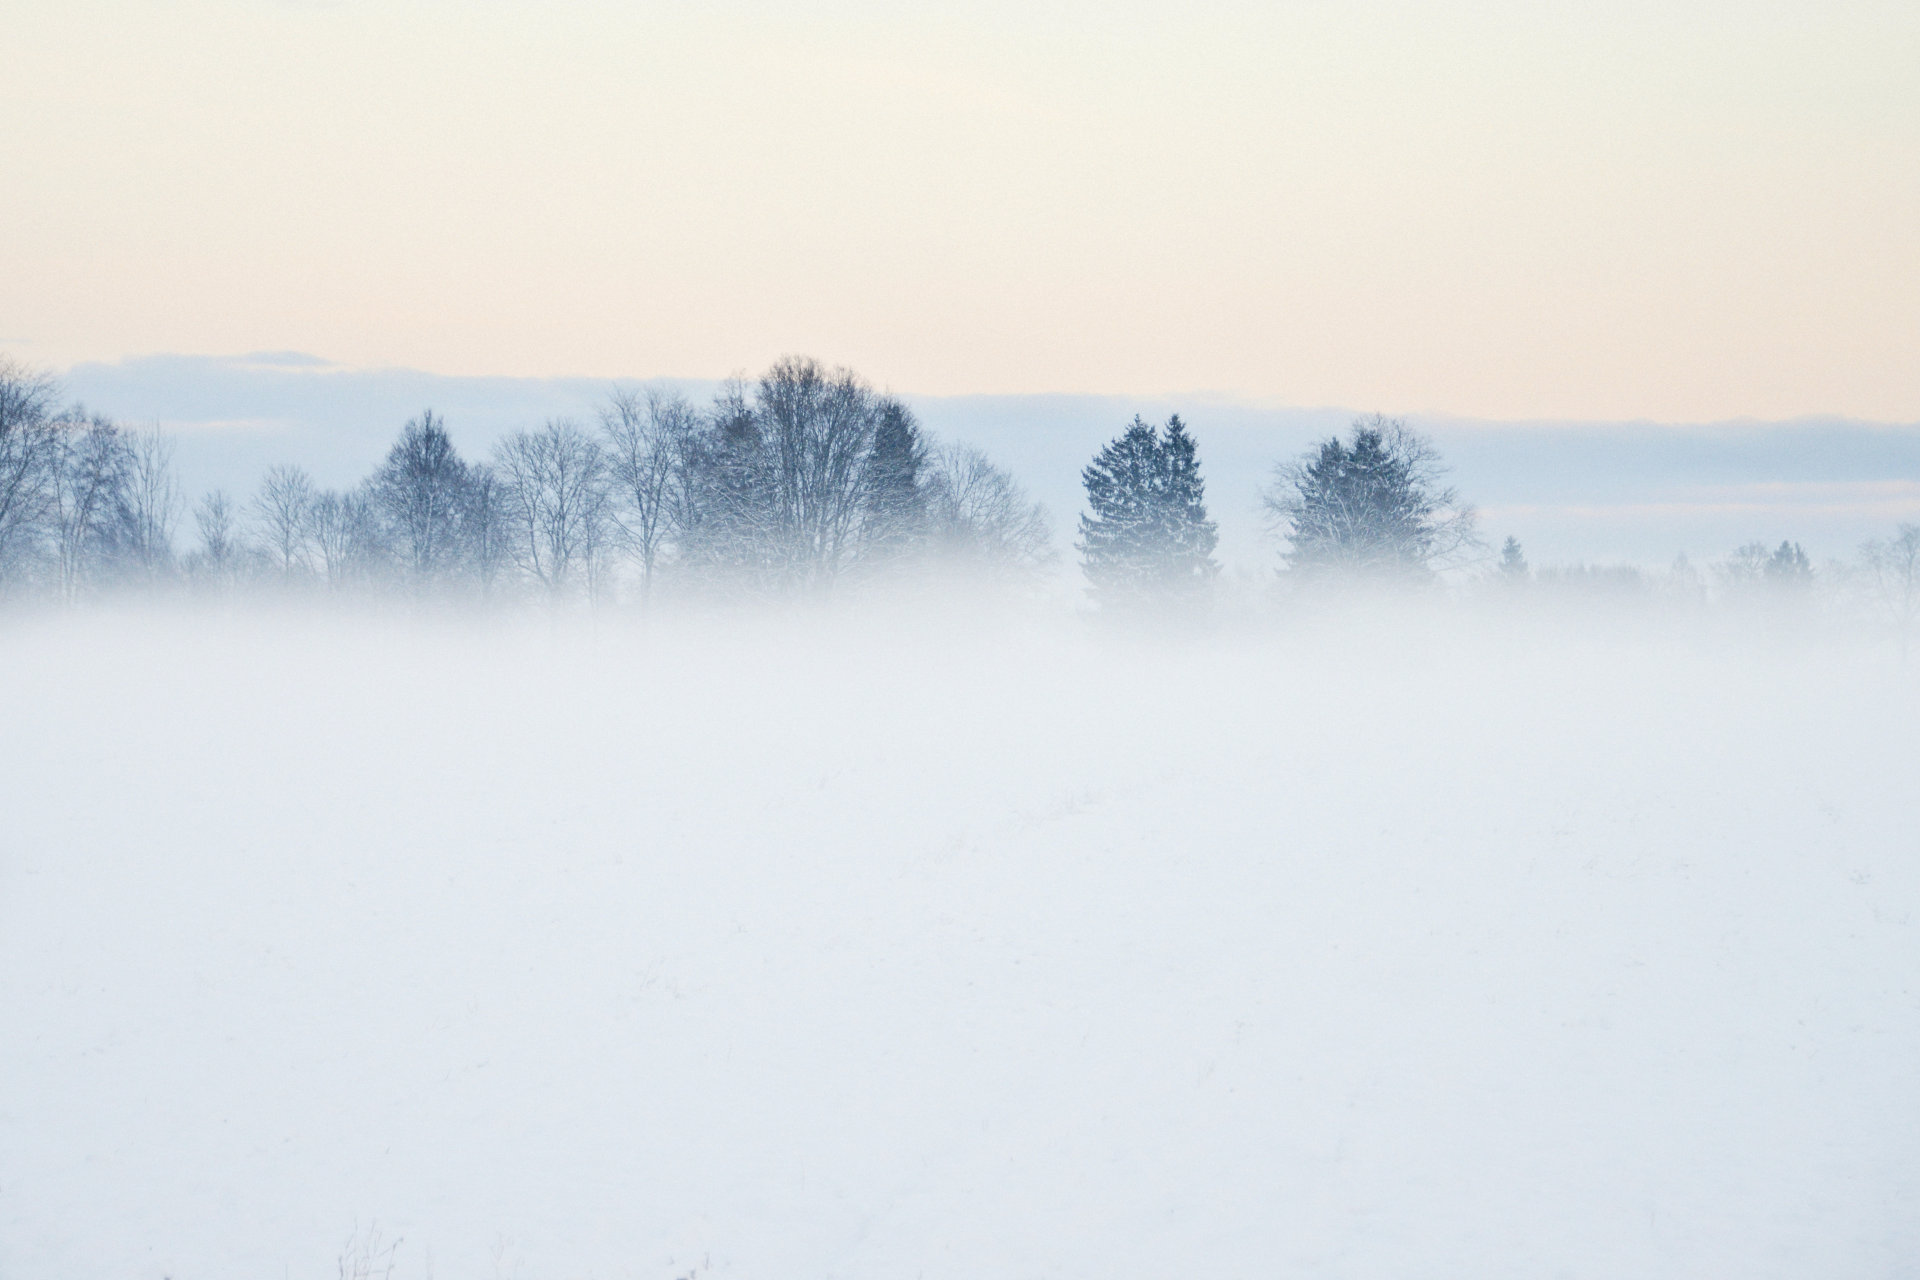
[[4, 611, 1919, 1279]]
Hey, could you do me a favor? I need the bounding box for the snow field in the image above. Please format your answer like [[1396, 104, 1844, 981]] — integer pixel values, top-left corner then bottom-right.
[[1, 607, 1916, 1278]]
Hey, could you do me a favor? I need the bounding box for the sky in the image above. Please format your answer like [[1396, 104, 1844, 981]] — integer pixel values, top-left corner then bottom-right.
[[6, 0, 1919, 422]]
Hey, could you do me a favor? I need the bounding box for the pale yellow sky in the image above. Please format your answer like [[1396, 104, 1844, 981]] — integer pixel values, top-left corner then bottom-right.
[[5, 0, 1917, 421]]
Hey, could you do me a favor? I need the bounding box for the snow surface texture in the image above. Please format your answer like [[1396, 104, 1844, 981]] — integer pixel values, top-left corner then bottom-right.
[[2, 606, 1917, 1279]]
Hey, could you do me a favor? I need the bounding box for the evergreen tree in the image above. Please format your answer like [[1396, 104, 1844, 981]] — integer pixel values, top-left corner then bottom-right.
[[1158, 416, 1216, 569], [1264, 415, 1476, 581], [1765, 540, 1812, 588], [1077, 414, 1218, 606], [862, 396, 930, 560], [1722, 540, 1813, 596], [1498, 535, 1529, 581]]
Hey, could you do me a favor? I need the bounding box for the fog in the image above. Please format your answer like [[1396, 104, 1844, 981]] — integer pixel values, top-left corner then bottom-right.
[[3, 599, 1916, 1279]]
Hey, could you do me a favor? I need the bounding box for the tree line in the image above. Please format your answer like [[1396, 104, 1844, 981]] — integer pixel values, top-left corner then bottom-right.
[[1071, 410, 1482, 603], [1068, 405, 1918, 652], [0, 355, 1050, 604], [2, 351, 1916, 648]]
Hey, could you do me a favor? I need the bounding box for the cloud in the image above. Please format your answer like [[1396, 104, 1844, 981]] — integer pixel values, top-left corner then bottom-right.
[[231, 351, 336, 369]]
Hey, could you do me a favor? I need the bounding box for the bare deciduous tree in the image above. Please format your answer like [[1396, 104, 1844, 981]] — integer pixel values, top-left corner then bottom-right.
[[665, 379, 774, 583], [1859, 523, 1920, 659], [600, 387, 693, 605], [924, 443, 1052, 577], [0, 358, 61, 582], [494, 420, 612, 595], [307, 488, 385, 589], [369, 409, 473, 587], [124, 426, 180, 584], [47, 412, 134, 601], [253, 464, 317, 579], [1719, 541, 1773, 590], [190, 489, 242, 587], [754, 356, 881, 591], [464, 462, 509, 595], [662, 359, 944, 596]]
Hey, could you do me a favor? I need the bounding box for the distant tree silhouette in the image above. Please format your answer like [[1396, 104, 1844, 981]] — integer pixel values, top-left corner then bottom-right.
[[1264, 414, 1476, 581], [187, 490, 241, 587], [46, 411, 138, 599], [493, 420, 612, 597], [0, 358, 61, 584], [252, 464, 317, 580], [1498, 535, 1529, 582], [124, 427, 180, 585], [924, 443, 1052, 577], [655, 358, 1033, 597], [369, 410, 481, 587], [1077, 415, 1218, 607], [1859, 524, 1920, 659], [1721, 540, 1813, 599], [600, 388, 692, 606], [1765, 540, 1812, 588], [307, 489, 383, 589], [861, 396, 931, 564]]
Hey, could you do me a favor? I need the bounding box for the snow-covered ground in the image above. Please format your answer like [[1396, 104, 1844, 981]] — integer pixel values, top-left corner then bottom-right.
[[2, 605, 1916, 1279]]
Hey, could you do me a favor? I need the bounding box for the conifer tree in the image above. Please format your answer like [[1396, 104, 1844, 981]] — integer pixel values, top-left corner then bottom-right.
[[1077, 414, 1218, 606], [1765, 540, 1812, 588], [1158, 416, 1216, 568], [862, 396, 930, 560], [1265, 414, 1476, 581], [1498, 535, 1529, 581]]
